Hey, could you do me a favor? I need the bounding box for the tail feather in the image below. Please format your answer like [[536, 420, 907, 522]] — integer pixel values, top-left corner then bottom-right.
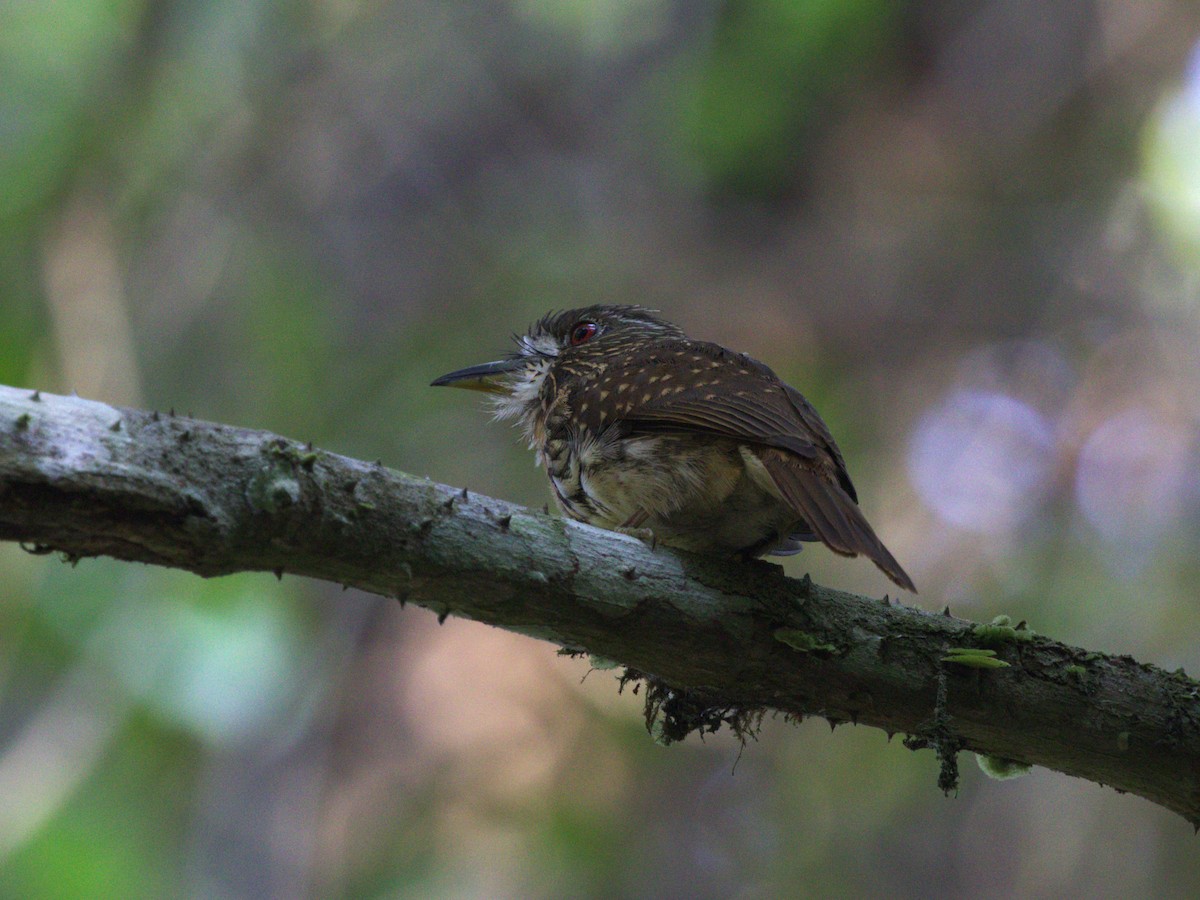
[[759, 448, 916, 593]]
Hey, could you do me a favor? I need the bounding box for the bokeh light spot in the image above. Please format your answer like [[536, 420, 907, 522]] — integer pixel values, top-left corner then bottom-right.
[[1074, 408, 1196, 574], [1141, 38, 1200, 272], [908, 389, 1055, 534]]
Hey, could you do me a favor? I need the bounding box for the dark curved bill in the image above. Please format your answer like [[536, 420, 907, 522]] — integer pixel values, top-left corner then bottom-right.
[[430, 358, 524, 394]]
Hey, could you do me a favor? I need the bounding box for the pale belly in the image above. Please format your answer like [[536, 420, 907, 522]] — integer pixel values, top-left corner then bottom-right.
[[547, 432, 805, 557]]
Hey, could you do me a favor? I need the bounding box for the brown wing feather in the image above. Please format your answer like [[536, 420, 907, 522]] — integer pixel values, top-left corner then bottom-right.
[[627, 397, 821, 460], [579, 338, 914, 591], [608, 341, 857, 497], [757, 448, 915, 592]]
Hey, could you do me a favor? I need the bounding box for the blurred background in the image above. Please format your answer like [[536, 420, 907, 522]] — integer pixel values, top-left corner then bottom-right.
[[3, 0, 1200, 896]]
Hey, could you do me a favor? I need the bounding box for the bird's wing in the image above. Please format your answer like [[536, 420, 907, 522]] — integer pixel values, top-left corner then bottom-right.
[[582, 340, 914, 591], [590, 340, 857, 500]]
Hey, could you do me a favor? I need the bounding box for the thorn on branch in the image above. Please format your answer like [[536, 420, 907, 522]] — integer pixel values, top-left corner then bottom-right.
[[109, 419, 122, 432], [496, 513, 512, 531], [274, 568, 284, 581], [29, 390, 41, 401], [14, 413, 31, 430], [396, 563, 414, 605]]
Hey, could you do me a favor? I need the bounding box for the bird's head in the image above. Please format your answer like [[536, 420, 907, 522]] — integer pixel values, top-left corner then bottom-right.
[[431, 305, 684, 424]]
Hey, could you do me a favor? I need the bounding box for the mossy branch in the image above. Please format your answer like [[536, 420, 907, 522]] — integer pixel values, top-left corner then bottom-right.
[[1, 385, 1198, 827]]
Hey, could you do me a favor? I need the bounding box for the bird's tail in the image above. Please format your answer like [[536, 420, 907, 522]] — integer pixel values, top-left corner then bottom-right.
[[758, 448, 916, 593]]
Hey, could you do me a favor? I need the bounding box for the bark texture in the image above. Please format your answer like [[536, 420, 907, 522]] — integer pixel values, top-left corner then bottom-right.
[[1, 384, 1198, 826]]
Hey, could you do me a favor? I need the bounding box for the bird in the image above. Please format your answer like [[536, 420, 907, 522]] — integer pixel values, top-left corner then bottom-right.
[[431, 305, 915, 592]]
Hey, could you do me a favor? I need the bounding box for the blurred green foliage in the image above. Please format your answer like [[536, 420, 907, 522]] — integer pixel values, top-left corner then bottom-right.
[[674, 0, 898, 197]]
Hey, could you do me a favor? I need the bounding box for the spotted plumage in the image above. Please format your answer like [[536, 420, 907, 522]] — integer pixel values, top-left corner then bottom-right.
[[432, 305, 915, 592]]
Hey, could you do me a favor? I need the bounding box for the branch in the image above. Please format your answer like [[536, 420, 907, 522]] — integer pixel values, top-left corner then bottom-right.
[[1, 385, 1198, 827]]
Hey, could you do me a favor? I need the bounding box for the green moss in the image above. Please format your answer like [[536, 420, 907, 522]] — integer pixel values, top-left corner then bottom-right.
[[773, 628, 837, 655], [246, 463, 301, 513], [972, 615, 1035, 646], [942, 648, 1010, 669], [1171, 667, 1193, 681], [264, 439, 320, 470], [975, 753, 1032, 780]]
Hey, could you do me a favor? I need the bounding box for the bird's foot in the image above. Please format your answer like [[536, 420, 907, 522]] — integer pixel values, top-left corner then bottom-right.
[[613, 525, 658, 551]]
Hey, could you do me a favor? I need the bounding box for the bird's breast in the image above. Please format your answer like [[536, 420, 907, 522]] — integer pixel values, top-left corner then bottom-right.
[[546, 430, 740, 524]]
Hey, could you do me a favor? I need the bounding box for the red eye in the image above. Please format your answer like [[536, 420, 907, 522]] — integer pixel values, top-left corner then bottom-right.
[[570, 322, 598, 346]]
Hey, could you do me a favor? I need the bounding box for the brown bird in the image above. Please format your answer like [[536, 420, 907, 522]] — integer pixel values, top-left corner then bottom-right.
[[431, 306, 915, 592]]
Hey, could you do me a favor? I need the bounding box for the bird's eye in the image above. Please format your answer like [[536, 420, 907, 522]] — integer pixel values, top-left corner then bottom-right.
[[569, 322, 598, 346]]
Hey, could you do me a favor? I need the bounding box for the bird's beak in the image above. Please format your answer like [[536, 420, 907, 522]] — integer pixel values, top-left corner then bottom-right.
[[430, 358, 525, 394]]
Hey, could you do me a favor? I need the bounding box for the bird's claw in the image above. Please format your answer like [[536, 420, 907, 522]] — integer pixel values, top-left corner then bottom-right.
[[614, 525, 658, 551]]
